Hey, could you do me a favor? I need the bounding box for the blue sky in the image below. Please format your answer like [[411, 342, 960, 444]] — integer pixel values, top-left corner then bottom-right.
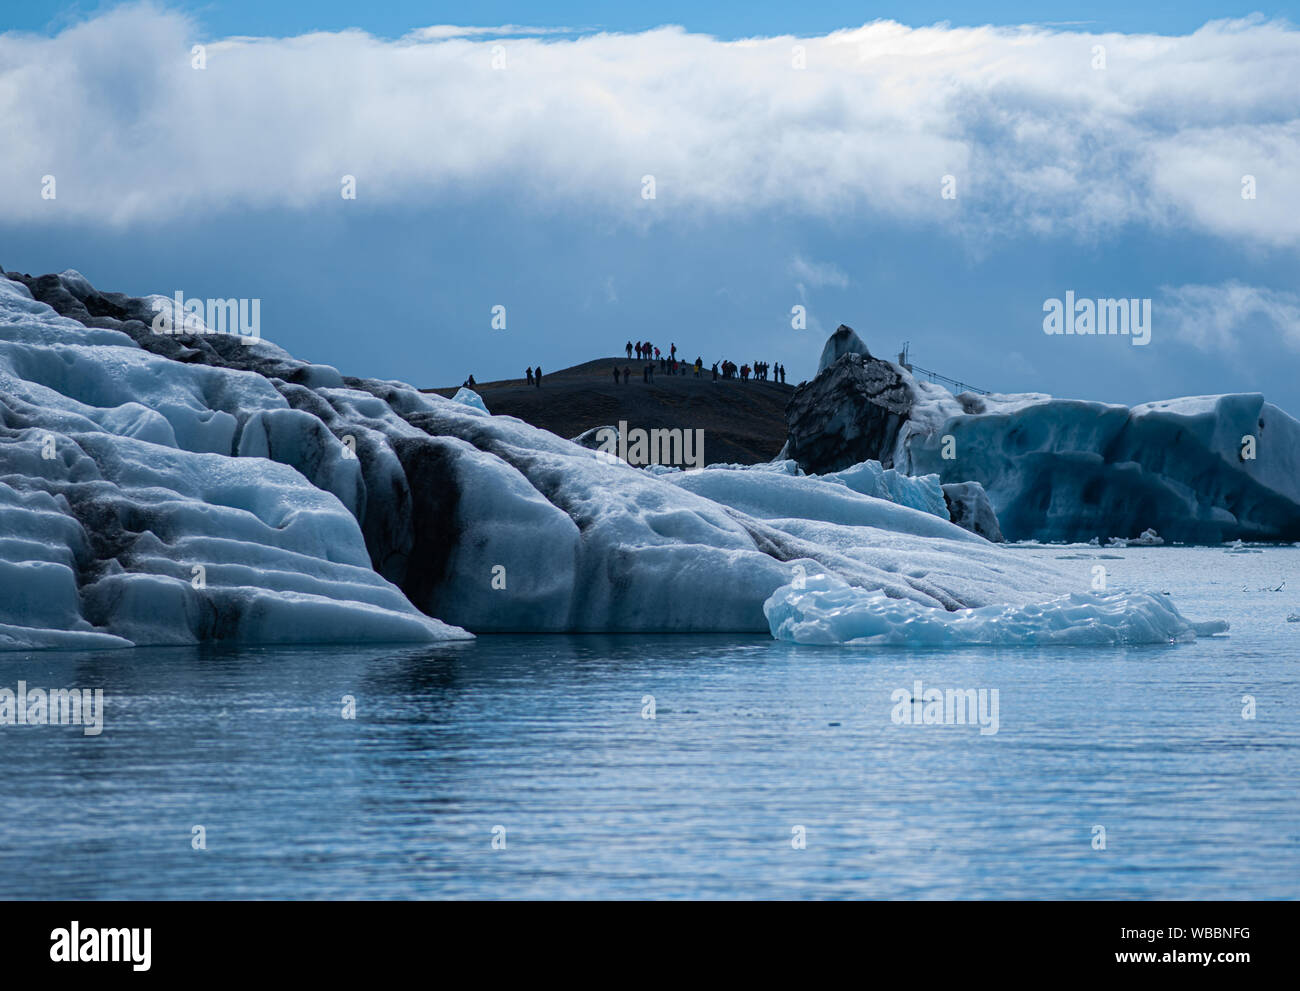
[[3, 3, 1298, 411], [11, 1, 1300, 38]]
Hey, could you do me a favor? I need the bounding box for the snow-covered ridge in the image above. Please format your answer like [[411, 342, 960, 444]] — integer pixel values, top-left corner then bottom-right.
[[0, 271, 1226, 647]]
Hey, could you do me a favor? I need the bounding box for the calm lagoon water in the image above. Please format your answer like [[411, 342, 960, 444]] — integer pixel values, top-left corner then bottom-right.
[[2, 545, 1297, 899]]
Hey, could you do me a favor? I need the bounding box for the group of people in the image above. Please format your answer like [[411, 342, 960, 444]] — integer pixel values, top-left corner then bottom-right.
[[513, 351, 785, 389], [715, 359, 786, 383], [630, 340, 650, 361], [616, 355, 703, 383], [624, 341, 787, 385]]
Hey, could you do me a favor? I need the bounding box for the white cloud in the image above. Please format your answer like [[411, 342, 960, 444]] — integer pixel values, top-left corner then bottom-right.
[[1, 5, 1298, 246], [1159, 281, 1300, 351], [789, 255, 849, 289]]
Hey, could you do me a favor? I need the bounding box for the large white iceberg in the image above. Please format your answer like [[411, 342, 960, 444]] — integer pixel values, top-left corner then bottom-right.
[[0, 270, 1227, 647]]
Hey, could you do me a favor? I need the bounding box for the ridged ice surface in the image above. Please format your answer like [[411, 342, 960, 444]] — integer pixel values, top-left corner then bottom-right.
[[0, 270, 1228, 646], [896, 378, 1300, 543], [765, 572, 1229, 646]]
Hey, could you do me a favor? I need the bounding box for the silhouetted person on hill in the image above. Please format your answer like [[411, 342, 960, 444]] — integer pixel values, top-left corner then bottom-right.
[[626, 341, 633, 359], [534, 365, 542, 387], [613, 365, 620, 384], [711, 361, 718, 381], [526, 367, 534, 385]]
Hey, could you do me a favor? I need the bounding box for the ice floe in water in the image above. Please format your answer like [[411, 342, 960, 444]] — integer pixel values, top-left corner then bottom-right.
[[764, 572, 1230, 646]]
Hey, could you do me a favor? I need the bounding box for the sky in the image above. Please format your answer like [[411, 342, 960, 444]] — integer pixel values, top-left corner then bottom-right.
[[2, 2, 1298, 411]]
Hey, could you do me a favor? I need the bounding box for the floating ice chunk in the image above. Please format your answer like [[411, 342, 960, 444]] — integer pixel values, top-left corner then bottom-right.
[[764, 572, 1228, 646]]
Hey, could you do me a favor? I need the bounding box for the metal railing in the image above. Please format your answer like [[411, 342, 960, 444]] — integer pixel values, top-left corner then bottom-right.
[[906, 361, 990, 396], [897, 341, 991, 395]]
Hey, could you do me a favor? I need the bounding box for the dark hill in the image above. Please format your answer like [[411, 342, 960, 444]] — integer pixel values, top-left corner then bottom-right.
[[425, 358, 795, 464]]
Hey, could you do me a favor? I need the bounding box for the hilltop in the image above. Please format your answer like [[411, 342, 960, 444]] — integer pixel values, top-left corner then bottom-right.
[[424, 357, 796, 464]]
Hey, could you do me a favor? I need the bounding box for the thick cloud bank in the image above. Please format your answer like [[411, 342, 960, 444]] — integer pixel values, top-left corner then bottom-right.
[[1, 7, 1296, 244]]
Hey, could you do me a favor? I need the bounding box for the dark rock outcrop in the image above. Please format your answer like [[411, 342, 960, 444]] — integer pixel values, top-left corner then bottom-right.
[[783, 347, 914, 474]]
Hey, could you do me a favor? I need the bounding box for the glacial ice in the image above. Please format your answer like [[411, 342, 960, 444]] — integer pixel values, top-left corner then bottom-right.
[[817, 324, 872, 373], [786, 327, 1300, 543], [0, 276, 469, 648], [765, 572, 1230, 646], [897, 386, 1300, 544], [0, 270, 1228, 646], [451, 387, 489, 415]]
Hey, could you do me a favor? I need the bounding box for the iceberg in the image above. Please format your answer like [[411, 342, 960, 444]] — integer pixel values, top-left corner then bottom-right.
[[765, 572, 1229, 646], [0, 269, 1226, 646], [785, 325, 1300, 544]]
